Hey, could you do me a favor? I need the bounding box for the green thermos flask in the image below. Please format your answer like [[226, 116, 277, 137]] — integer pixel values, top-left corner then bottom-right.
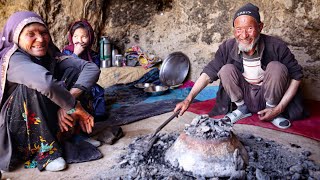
[[100, 36, 111, 68]]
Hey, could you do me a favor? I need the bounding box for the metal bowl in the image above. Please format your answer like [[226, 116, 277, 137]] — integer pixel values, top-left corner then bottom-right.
[[134, 83, 155, 89], [144, 85, 169, 96]]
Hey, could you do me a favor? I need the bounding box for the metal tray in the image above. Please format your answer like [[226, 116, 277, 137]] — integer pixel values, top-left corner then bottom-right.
[[159, 52, 190, 87]]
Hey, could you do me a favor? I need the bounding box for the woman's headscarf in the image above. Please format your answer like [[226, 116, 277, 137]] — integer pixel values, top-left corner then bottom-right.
[[62, 20, 95, 62], [0, 11, 57, 105]]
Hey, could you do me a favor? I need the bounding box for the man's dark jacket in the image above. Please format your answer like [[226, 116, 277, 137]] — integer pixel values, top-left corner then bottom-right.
[[202, 34, 309, 120]]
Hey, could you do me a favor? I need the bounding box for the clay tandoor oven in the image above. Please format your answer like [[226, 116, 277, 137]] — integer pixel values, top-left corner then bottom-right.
[[165, 115, 248, 178]]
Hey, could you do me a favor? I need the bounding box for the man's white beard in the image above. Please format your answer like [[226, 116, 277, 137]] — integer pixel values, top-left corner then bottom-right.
[[238, 35, 260, 52]]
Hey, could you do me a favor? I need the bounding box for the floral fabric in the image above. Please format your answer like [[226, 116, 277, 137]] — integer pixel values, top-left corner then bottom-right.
[[7, 85, 61, 171]]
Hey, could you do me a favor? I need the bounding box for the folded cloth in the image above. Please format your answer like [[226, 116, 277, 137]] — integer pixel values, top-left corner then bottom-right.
[[72, 134, 101, 147], [91, 125, 124, 145], [122, 99, 180, 125], [62, 140, 103, 164], [84, 138, 101, 147], [104, 68, 161, 109], [99, 99, 182, 126], [97, 126, 124, 145]]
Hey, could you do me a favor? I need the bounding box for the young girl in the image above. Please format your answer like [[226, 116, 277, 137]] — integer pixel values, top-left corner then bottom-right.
[[62, 20, 100, 67], [62, 20, 106, 119]]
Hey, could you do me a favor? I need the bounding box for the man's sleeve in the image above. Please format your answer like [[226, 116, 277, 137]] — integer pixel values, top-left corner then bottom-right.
[[201, 43, 227, 83], [279, 44, 303, 80]]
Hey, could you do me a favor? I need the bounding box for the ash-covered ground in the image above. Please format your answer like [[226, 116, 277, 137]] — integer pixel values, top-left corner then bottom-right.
[[94, 132, 320, 179], [94, 116, 320, 179]]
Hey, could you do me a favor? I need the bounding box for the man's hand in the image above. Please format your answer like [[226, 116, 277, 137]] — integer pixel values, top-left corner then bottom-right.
[[174, 99, 191, 116], [258, 79, 301, 121], [57, 108, 74, 132], [173, 73, 211, 117], [257, 107, 281, 121]]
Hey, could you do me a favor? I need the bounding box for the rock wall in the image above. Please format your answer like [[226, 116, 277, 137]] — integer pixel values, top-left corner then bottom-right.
[[1, 0, 320, 100]]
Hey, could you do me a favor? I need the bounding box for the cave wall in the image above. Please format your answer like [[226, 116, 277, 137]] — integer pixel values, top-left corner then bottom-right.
[[1, 0, 319, 100]]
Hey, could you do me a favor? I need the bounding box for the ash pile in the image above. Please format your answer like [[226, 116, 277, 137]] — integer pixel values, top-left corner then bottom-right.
[[110, 133, 195, 179], [94, 115, 320, 179], [239, 134, 320, 179]]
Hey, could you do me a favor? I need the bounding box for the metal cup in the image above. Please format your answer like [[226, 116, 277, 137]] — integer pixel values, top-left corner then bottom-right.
[[101, 60, 111, 68], [114, 55, 123, 67]]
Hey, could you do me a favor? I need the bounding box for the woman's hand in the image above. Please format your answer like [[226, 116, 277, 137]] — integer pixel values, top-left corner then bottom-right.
[[78, 113, 94, 134], [174, 99, 191, 116], [57, 108, 74, 132], [70, 88, 83, 98], [70, 101, 94, 134]]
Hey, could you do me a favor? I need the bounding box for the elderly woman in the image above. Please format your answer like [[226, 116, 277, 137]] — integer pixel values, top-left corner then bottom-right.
[[0, 11, 101, 172]]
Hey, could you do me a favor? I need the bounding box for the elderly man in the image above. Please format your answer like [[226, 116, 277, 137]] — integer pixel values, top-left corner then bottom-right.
[[174, 3, 308, 129]]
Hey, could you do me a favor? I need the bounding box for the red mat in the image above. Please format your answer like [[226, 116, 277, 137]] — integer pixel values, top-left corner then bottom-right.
[[187, 99, 320, 141]]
